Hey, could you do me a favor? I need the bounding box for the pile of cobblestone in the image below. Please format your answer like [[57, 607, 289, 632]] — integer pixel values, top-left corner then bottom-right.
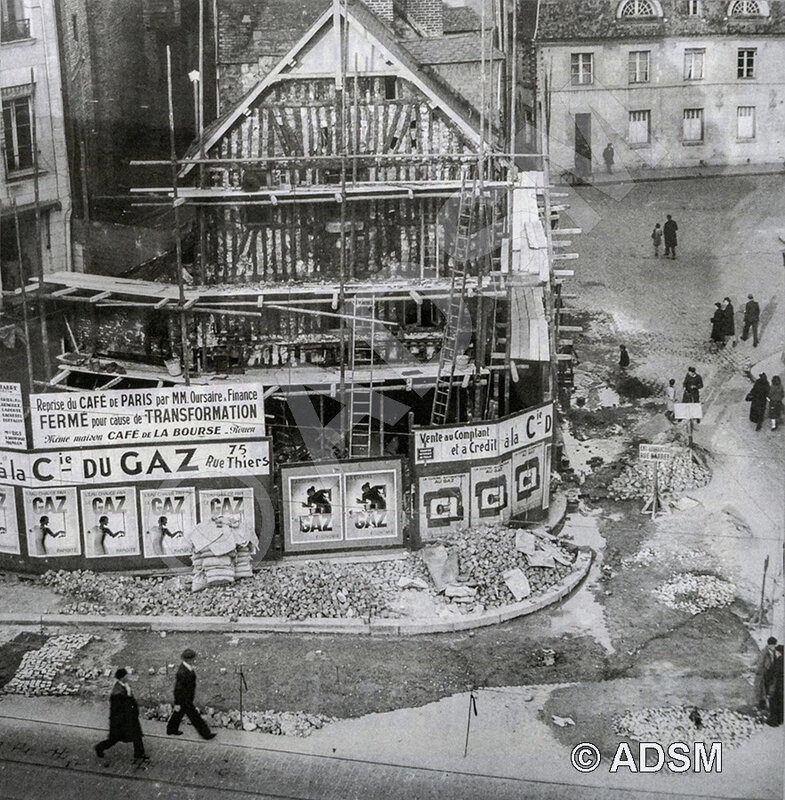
[[608, 450, 711, 502], [614, 706, 760, 750], [653, 572, 736, 615], [143, 704, 336, 737], [4, 634, 92, 697]]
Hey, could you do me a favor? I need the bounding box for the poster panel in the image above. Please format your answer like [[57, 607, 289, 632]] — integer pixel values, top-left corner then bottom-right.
[[80, 487, 140, 558], [0, 485, 20, 555], [510, 443, 545, 516], [344, 469, 399, 541], [286, 472, 343, 546], [140, 487, 196, 559], [23, 487, 81, 558], [31, 383, 265, 448], [0, 382, 26, 450], [198, 488, 256, 544], [470, 461, 511, 525], [417, 473, 470, 541]]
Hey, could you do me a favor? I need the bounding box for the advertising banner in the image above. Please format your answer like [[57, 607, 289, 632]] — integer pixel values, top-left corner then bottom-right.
[[23, 487, 81, 558], [470, 460, 511, 524], [0, 382, 26, 450], [414, 404, 553, 465], [80, 487, 140, 558], [0, 439, 270, 488], [417, 473, 469, 540], [282, 460, 403, 553], [0, 485, 20, 555], [140, 487, 196, 559], [198, 488, 256, 544], [30, 383, 265, 449], [510, 443, 546, 516]]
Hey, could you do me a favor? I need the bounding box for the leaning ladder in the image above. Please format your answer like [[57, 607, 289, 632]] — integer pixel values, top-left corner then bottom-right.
[[349, 295, 375, 458], [430, 176, 475, 426]]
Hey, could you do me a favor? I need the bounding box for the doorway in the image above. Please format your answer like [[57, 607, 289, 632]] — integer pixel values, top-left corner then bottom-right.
[[574, 113, 592, 177]]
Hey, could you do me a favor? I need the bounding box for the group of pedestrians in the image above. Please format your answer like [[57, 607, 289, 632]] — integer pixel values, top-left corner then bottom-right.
[[651, 215, 678, 259], [663, 367, 704, 423], [746, 372, 783, 431], [95, 648, 215, 765], [755, 636, 784, 727], [709, 294, 761, 350]]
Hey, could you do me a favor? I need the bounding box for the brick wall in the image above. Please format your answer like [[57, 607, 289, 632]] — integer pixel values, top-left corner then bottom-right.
[[362, 0, 394, 23], [395, 0, 443, 37]]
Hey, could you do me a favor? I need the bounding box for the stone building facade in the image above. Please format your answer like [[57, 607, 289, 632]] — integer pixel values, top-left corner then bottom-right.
[[535, 0, 785, 175]]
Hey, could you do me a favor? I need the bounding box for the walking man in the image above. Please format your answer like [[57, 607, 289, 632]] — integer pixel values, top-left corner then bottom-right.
[[741, 294, 761, 347], [755, 636, 779, 712], [602, 142, 615, 174], [682, 366, 703, 402], [663, 215, 678, 260], [95, 668, 148, 763], [166, 648, 216, 739]]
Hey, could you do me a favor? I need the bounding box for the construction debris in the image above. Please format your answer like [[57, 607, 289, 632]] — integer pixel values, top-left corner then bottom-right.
[[4, 634, 92, 696], [608, 450, 711, 502], [653, 573, 736, 615]]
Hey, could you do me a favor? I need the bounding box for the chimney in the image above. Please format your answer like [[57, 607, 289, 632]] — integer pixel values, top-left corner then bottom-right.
[[362, 0, 394, 24], [396, 0, 444, 37]]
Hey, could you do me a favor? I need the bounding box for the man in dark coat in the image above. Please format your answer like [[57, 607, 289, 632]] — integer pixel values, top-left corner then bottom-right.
[[166, 648, 215, 739], [663, 214, 678, 259], [721, 297, 736, 346], [755, 636, 778, 710], [95, 668, 147, 762], [748, 373, 769, 431], [741, 293, 761, 347], [682, 366, 703, 402], [710, 303, 725, 346], [768, 645, 784, 727]]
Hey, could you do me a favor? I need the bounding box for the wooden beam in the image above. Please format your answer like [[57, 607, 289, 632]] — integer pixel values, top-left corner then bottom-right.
[[182, 297, 198, 310], [552, 228, 582, 235], [99, 376, 124, 390], [559, 325, 584, 333], [155, 297, 171, 309], [553, 252, 579, 261], [90, 291, 112, 303], [52, 287, 78, 297], [554, 269, 575, 278], [49, 369, 71, 386]]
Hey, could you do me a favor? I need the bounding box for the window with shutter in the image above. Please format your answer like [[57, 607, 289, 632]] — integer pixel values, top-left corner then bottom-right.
[[684, 49, 705, 80], [737, 106, 755, 138], [682, 108, 704, 142], [628, 110, 651, 144], [1, 95, 34, 173]]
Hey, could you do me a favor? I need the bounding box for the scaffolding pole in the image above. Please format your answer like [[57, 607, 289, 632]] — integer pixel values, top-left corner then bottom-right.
[[12, 200, 35, 395]]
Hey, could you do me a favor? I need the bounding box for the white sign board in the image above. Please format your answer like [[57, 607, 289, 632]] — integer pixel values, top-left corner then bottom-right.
[[30, 384, 265, 449], [0, 382, 26, 450], [674, 403, 702, 421], [414, 404, 553, 465], [639, 444, 677, 462], [0, 439, 270, 487]]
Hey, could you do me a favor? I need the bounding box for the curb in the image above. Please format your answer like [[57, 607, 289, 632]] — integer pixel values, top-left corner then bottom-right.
[[0, 550, 594, 637]]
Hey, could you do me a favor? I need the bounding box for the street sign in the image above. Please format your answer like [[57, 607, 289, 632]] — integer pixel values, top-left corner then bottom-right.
[[674, 402, 702, 420], [639, 444, 676, 462]]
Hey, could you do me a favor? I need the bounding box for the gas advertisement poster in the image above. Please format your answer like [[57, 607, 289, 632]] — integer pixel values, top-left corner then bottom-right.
[[23, 487, 81, 558], [0, 485, 20, 555], [30, 383, 265, 449], [80, 487, 140, 558], [510, 444, 547, 516], [344, 469, 399, 541], [286, 472, 343, 547], [417, 473, 469, 540], [198, 488, 256, 544], [470, 460, 511, 524], [140, 487, 196, 559]]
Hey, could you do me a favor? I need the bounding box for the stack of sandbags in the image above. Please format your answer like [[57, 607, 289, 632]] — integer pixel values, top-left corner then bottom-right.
[[234, 544, 254, 579], [203, 553, 235, 586], [191, 551, 207, 592]]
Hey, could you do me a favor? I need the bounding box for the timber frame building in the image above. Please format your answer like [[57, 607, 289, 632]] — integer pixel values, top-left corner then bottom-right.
[[32, 0, 571, 540]]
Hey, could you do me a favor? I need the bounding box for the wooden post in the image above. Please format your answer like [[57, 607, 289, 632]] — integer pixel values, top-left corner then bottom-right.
[[337, 0, 348, 443], [758, 555, 770, 625], [12, 201, 35, 394], [167, 46, 191, 386]]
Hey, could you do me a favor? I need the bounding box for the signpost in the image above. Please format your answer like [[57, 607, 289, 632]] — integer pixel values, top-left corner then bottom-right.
[[674, 402, 702, 458], [638, 444, 675, 519]]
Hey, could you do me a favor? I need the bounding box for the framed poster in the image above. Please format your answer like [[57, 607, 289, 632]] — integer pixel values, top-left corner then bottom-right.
[[344, 468, 399, 541], [0, 484, 20, 555], [80, 487, 140, 558], [286, 471, 343, 547], [417, 473, 469, 540], [470, 461, 510, 524], [23, 487, 81, 558], [140, 487, 196, 558], [198, 487, 256, 545]]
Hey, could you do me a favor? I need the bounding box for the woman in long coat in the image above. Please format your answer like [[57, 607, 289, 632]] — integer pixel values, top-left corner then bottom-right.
[[721, 297, 736, 345], [769, 375, 784, 430], [710, 303, 725, 345], [748, 373, 770, 431]]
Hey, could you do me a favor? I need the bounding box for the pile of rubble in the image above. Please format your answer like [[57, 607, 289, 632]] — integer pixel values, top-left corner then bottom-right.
[[143, 704, 336, 737], [653, 572, 736, 615], [608, 450, 711, 502], [42, 557, 432, 621], [4, 634, 92, 696], [614, 706, 760, 750]]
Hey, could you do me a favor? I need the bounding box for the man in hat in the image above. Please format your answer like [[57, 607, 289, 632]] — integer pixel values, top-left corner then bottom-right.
[[95, 667, 148, 763], [755, 636, 779, 711], [166, 648, 215, 739], [741, 293, 761, 347]]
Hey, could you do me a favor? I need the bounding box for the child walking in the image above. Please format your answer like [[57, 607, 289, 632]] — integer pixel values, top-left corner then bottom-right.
[[651, 223, 663, 257]]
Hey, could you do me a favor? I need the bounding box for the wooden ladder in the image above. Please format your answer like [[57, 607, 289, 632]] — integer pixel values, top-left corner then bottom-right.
[[430, 176, 475, 426], [349, 294, 375, 458]]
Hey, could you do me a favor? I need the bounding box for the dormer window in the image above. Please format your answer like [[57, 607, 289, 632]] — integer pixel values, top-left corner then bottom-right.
[[728, 0, 769, 16], [617, 0, 663, 18]]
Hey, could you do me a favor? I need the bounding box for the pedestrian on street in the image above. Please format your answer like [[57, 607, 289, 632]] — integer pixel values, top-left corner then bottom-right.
[[166, 648, 216, 740], [682, 366, 703, 402], [768, 375, 783, 430], [747, 372, 769, 431], [95, 668, 148, 763], [665, 378, 676, 422], [663, 215, 678, 259], [619, 344, 630, 371], [651, 223, 663, 257], [767, 645, 784, 727], [603, 142, 615, 174], [721, 297, 737, 347], [754, 636, 779, 712], [710, 302, 725, 347], [741, 294, 761, 347]]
